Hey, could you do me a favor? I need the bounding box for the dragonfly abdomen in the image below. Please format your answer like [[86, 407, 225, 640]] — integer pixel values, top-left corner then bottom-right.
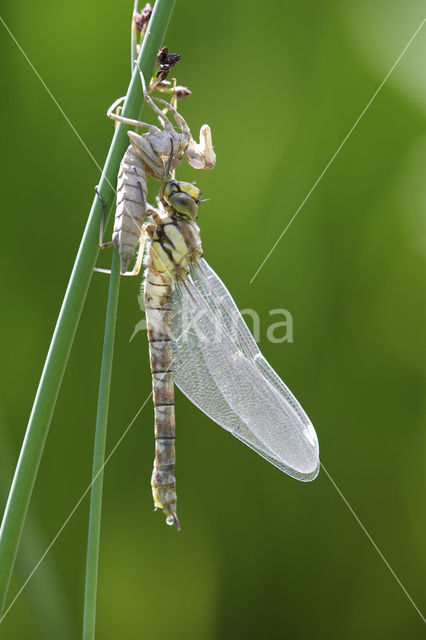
[[145, 275, 180, 529], [143, 198, 203, 530]]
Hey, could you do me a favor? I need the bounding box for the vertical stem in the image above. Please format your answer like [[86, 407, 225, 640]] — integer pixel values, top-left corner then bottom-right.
[[131, 0, 139, 72], [82, 250, 121, 640], [0, 0, 176, 616]]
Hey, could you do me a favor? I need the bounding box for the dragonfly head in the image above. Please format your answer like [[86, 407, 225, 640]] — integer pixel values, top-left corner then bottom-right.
[[164, 180, 201, 220]]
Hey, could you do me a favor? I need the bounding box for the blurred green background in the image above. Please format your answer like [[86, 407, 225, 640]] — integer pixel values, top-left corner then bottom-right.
[[1, 0, 425, 637]]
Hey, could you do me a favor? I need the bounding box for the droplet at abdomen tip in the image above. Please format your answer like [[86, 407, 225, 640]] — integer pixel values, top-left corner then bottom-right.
[[166, 514, 181, 531]]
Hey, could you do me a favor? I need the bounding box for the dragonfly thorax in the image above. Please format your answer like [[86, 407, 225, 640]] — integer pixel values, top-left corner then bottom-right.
[[146, 200, 203, 285]]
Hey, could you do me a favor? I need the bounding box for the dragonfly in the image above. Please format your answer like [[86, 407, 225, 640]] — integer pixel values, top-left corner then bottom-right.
[[100, 63, 215, 274], [99, 159, 320, 530]]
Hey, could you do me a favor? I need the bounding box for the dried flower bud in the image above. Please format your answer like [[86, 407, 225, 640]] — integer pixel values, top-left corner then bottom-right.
[[174, 86, 192, 99], [140, 3, 152, 22], [156, 65, 171, 83], [167, 54, 181, 67], [157, 46, 169, 66], [157, 47, 181, 69]]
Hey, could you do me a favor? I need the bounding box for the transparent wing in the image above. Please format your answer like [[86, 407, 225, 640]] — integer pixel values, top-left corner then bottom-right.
[[171, 259, 319, 481]]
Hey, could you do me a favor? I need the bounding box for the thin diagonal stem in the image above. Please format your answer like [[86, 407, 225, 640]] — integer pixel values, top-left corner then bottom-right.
[[82, 249, 121, 640], [0, 0, 176, 615]]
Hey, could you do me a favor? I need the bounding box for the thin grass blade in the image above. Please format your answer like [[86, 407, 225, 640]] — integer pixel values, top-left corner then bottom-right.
[[0, 0, 176, 615]]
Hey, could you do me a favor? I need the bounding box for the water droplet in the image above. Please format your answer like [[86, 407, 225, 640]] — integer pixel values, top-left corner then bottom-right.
[[166, 515, 174, 526]]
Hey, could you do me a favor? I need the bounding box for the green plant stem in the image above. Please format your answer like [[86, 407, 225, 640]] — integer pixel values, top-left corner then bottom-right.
[[82, 249, 121, 640], [0, 0, 176, 616], [131, 0, 138, 73]]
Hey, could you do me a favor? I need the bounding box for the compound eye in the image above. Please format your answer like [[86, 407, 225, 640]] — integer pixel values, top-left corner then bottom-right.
[[169, 192, 198, 219]]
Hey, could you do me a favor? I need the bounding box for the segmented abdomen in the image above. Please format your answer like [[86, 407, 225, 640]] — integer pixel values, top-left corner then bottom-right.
[[144, 217, 203, 530], [113, 144, 148, 273], [145, 271, 180, 529]]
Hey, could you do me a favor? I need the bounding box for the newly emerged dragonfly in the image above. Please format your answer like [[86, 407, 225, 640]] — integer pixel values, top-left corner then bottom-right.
[[99, 167, 320, 530]]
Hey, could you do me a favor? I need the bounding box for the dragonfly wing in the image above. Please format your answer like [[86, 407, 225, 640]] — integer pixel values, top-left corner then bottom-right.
[[171, 259, 319, 481]]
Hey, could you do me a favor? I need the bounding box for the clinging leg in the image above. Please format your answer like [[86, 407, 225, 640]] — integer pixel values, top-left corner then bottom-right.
[[107, 96, 161, 133], [151, 95, 190, 135], [158, 139, 174, 204], [135, 62, 175, 132], [95, 224, 149, 277]]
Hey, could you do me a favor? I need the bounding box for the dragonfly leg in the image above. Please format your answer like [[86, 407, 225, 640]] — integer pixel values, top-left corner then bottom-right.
[[107, 96, 124, 129], [122, 226, 147, 276], [107, 96, 160, 133], [94, 229, 147, 277], [135, 62, 175, 133], [107, 111, 159, 134], [108, 95, 125, 113], [158, 139, 174, 205], [152, 95, 189, 135]]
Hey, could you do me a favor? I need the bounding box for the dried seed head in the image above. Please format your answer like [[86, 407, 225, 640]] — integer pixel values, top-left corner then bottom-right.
[[134, 3, 153, 32], [156, 65, 171, 84], [157, 46, 169, 66], [157, 47, 181, 69], [155, 58, 181, 85], [167, 54, 181, 67]]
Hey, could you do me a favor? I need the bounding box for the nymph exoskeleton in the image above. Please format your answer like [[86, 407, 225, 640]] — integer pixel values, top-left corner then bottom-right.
[[102, 64, 215, 274]]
